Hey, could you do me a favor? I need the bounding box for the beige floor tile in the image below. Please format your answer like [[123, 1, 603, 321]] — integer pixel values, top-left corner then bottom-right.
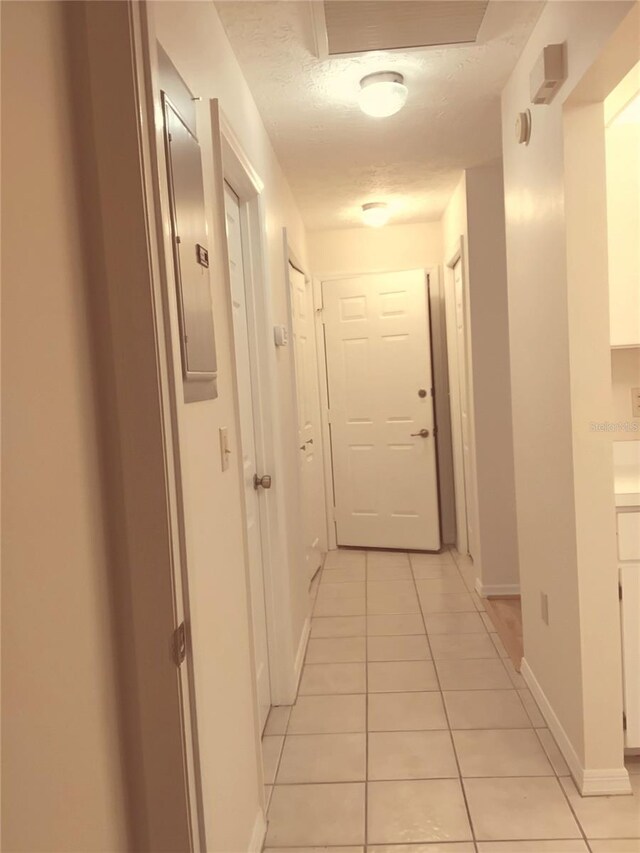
[[536, 728, 571, 776], [277, 733, 366, 783], [518, 688, 545, 727], [410, 552, 456, 568], [262, 735, 284, 784], [367, 635, 431, 662], [589, 841, 640, 852], [368, 660, 438, 693], [306, 636, 367, 664], [436, 659, 512, 691], [430, 633, 498, 660], [368, 691, 448, 731], [560, 775, 640, 839], [416, 576, 468, 595], [419, 592, 477, 614], [264, 706, 291, 736], [368, 730, 458, 780], [311, 616, 366, 638], [324, 550, 367, 570], [470, 591, 486, 612], [317, 581, 366, 600], [367, 614, 426, 636], [453, 729, 554, 777], [367, 564, 413, 581], [478, 843, 588, 852], [322, 566, 366, 583], [314, 597, 366, 617], [411, 563, 462, 580], [288, 694, 366, 734], [266, 848, 364, 853], [464, 777, 581, 840], [369, 845, 475, 853], [444, 689, 531, 730], [367, 779, 472, 843], [367, 580, 417, 596], [425, 612, 487, 635], [368, 551, 410, 567], [367, 593, 420, 615], [265, 782, 365, 847], [481, 612, 496, 632], [264, 784, 273, 809], [299, 662, 366, 695]]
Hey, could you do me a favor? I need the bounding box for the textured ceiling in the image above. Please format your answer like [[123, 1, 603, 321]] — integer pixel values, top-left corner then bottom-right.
[[216, 0, 543, 231]]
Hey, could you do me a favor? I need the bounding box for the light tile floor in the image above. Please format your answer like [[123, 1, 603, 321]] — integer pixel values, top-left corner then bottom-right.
[[262, 548, 640, 852]]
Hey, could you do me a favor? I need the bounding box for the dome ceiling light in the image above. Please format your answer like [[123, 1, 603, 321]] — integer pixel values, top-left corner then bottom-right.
[[358, 71, 408, 118], [362, 202, 390, 228]]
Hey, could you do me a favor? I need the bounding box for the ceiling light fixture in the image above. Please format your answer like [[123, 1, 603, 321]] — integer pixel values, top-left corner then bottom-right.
[[362, 202, 390, 228], [358, 71, 408, 118]]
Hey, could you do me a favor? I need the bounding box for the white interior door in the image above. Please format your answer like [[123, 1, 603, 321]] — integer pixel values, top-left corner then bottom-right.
[[224, 183, 271, 730], [444, 258, 470, 555], [289, 264, 325, 581], [323, 270, 441, 551]]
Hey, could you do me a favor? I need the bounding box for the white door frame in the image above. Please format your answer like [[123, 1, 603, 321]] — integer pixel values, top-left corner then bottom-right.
[[445, 239, 470, 556], [317, 267, 441, 552], [216, 110, 297, 707]]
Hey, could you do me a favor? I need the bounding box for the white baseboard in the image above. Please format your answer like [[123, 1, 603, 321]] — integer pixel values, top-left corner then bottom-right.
[[248, 806, 266, 853], [293, 616, 311, 692], [475, 578, 521, 597], [521, 658, 631, 796]]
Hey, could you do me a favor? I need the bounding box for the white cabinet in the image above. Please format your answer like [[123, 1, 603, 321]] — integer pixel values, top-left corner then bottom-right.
[[620, 562, 640, 749]]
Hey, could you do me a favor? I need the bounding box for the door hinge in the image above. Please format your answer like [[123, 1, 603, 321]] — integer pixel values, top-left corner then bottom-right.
[[619, 582, 623, 601], [173, 621, 187, 667], [623, 710, 627, 731]]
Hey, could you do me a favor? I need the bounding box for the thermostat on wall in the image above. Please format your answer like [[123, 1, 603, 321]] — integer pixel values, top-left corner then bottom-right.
[[274, 325, 289, 347], [530, 43, 566, 105]]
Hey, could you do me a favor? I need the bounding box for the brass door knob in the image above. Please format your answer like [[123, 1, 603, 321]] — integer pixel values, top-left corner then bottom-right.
[[253, 473, 272, 490], [410, 429, 430, 438]]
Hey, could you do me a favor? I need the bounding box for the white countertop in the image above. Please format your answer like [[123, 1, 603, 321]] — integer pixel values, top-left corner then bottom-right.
[[614, 442, 640, 508]]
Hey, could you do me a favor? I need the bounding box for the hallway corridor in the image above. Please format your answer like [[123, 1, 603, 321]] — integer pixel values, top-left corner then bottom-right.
[[262, 549, 640, 851]]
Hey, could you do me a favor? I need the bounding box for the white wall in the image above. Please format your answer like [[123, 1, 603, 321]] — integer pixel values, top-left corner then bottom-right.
[[501, 0, 635, 785], [308, 222, 457, 546], [606, 94, 640, 347], [2, 3, 131, 849], [147, 3, 315, 849], [440, 167, 519, 592]]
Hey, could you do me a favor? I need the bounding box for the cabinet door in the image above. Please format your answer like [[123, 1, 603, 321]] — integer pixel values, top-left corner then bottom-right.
[[620, 565, 640, 747]]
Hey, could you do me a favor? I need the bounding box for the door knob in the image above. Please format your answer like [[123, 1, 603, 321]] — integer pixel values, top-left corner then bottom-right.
[[410, 429, 430, 438], [253, 473, 272, 490]]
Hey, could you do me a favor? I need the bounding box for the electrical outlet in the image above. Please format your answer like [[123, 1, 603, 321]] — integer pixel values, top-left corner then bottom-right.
[[540, 592, 550, 626], [631, 387, 640, 419]]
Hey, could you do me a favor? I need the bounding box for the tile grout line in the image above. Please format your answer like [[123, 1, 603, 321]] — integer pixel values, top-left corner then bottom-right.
[[408, 550, 479, 852]]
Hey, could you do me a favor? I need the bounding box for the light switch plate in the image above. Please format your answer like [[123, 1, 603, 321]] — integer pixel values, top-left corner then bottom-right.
[[219, 427, 231, 472], [631, 387, 640, 418]]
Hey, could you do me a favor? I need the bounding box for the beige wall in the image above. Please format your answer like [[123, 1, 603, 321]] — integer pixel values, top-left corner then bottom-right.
[[606, 107, 640, 348], [502, 0, 635, 782], [441, 168, 519, 591], [612, 348, 640, 438], [147, 3, 315, 849], [1, 3, 131, 849]]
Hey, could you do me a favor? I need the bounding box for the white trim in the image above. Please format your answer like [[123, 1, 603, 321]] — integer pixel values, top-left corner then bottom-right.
[[309, 0, 329, 59], [294, 616, 311, 691], [248, 808, 267, 853], [521, 658, 631, 796], [475, 579, 521, 598], [217, 109, 297, 708]]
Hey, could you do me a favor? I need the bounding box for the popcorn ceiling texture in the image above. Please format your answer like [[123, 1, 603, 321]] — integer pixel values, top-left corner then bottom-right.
[[216, 0, 543, 230]]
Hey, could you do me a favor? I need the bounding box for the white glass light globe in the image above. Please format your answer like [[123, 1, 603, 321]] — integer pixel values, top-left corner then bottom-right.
[[358, 72, 408, 118], [362, 202, 390, 228]]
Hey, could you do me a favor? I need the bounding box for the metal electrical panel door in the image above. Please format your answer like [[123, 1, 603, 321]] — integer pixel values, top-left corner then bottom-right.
[[163, 94, 217, 401]]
